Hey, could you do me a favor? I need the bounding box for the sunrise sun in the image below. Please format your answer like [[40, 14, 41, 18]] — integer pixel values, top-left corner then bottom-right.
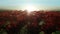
[[23, 4, 38, 12]]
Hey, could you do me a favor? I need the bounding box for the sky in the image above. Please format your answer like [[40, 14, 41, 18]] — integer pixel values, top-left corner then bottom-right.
[[0, 0, 60, 10]]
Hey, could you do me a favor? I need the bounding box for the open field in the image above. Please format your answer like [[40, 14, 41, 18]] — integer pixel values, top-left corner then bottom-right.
[[0, 10, 60, 34]]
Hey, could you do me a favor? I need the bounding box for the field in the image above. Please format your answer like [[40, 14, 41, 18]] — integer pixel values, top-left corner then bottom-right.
[[0, 10, 60, 34]]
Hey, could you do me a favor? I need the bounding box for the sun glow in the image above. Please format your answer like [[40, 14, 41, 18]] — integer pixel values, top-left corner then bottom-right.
[[23, 4, 38, 12], [25, 5, 36, 11]]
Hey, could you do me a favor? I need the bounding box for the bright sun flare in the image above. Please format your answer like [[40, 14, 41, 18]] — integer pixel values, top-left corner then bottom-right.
[[25, 5, 35, 11], [23, 4, 38, 12]]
